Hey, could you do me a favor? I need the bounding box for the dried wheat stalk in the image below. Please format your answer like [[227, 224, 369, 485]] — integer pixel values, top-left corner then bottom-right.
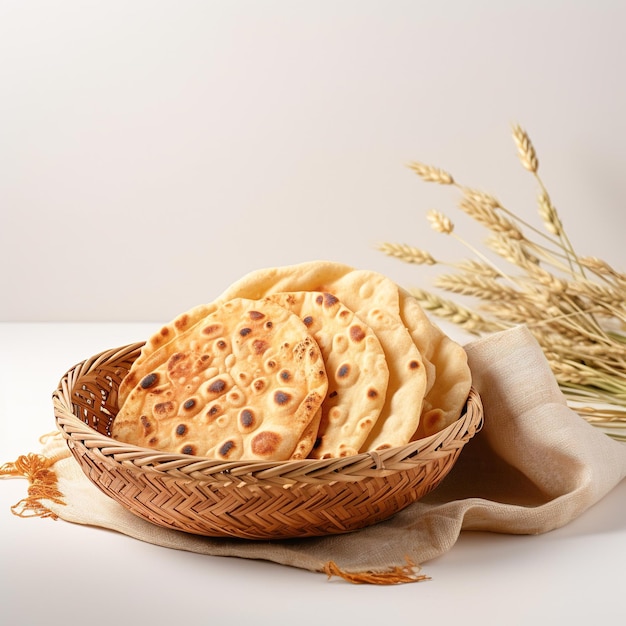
[[380, 125, 626, 440]]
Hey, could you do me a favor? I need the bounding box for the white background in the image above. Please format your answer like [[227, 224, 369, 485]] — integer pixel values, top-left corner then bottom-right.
[[1, 0, 625, 322]]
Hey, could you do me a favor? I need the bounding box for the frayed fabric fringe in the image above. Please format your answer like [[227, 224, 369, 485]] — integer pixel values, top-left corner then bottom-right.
[[0, 433, 69, 519], [323, 557, 430, 585]]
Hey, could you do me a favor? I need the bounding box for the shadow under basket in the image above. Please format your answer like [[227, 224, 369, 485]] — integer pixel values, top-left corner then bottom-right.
[[53, 342, 484, 540]]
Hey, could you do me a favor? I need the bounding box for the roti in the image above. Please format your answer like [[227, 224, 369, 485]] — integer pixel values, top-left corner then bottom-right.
[[398, 288, 472, 438], [213, 261, 470, 444], [112, 297, 328, 461], [117, 260, 472, 456], [118, 263, 350, 403], [215, 263, 429, 451], [265, 291, 389, 458]]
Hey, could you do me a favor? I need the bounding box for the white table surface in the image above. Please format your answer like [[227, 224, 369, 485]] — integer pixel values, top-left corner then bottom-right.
[[1, 322, 625, 626]]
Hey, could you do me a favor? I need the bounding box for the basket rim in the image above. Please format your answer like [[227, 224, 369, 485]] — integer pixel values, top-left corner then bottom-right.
[[53, 343, 483, 484]]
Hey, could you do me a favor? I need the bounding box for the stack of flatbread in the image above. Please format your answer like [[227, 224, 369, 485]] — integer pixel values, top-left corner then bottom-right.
[[112, 261, 472, 461]]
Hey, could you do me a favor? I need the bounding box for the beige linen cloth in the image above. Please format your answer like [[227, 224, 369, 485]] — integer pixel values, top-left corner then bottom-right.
[[3, 325, 626, 583]]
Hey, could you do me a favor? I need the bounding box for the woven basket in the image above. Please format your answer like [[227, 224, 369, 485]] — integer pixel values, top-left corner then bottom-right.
[[53, 342, 483, 539]]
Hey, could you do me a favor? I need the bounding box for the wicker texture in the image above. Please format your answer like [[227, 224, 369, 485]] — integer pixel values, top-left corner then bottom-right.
[[53, 343, 483, 539]]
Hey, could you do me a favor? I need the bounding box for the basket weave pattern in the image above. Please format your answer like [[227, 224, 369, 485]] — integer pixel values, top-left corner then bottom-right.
[[53, 343, 483, 539]]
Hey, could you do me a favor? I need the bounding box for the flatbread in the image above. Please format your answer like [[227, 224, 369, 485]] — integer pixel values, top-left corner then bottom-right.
[[118, 264, 349, 403], [266, 291, 389, 458], [112, 297, 328, 461], [399, 288, 472, 438], [291, 408, 323, 461], [118, 260, 472, 454], [215, 263, 429, 451], [213, 261, 470, 444]]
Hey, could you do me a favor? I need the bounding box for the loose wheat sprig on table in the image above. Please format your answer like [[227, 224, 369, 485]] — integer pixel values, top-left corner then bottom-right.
[[381, 125, 626, 441]]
